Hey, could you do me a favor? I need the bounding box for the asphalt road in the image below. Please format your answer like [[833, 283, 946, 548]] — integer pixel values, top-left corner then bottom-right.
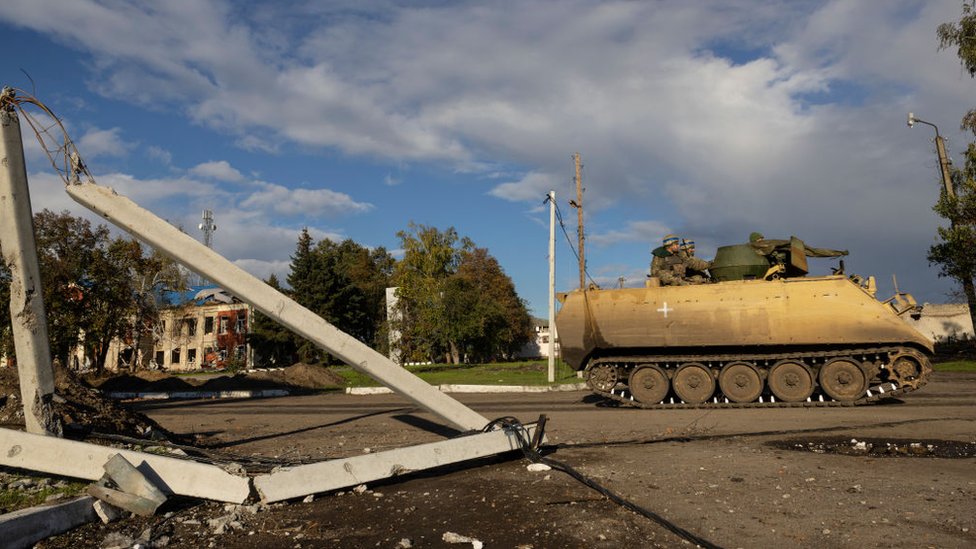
[[130, 371, 976, 548]]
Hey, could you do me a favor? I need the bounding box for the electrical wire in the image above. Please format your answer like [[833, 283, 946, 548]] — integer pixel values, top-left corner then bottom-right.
[[543, 194, 600, 288], [486, 416, 724, 549], [0, 86, 95, 187]]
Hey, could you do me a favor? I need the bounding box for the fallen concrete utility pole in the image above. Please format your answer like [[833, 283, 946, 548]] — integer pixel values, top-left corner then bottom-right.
[[0, 496, 98, 549], [0, 428, 251, 503], [66, 181, 490, 432], [0, 97, 57, 436], [254, 423, 538, 503]]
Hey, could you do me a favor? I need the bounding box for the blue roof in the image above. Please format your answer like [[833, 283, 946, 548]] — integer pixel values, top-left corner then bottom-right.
[[158, 284, 223, 307]]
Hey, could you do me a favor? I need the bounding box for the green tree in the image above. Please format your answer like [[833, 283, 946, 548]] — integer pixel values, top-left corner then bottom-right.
[[248, 273, 297, 366], [0, 210, 150, 371], [935, 2, 976, 334], [393, 224, 471, 363], [393, 224, 530, 364], [455, 247, 532, 361], [283, 230, 394, 364]]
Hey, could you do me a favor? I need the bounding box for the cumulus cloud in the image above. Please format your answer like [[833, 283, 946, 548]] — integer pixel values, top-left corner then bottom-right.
[[76, 127, 132, 158], [189, 160, 245, 182], [1, 0, 971, 305], [240, 181, 374, 217]]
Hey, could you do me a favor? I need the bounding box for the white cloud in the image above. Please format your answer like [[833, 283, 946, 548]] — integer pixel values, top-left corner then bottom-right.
[[189, 160, 244, 182], [146, 146, 172, 166], [0, 0, 969, 305], [240, 181, 373, 217], [76, 127, 132, 158]]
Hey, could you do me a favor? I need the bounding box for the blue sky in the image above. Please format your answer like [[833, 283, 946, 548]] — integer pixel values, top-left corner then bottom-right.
[[0, 0, 973, 317]]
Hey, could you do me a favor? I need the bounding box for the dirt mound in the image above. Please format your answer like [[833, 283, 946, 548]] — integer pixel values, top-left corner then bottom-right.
[[248, 362, 346, 389], [0, 365, 177, 440]]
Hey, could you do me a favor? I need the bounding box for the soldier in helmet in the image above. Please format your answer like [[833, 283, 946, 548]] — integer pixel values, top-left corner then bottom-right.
[[680, 239, 710, 284], [651, 234, 711, 285]]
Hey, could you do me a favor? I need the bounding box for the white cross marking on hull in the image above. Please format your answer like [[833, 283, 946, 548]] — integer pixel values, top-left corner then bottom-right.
[[657, 302, 672, 318]]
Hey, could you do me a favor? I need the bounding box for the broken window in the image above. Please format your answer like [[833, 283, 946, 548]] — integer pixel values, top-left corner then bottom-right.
[[171, 348, 181, 365], [185, 318, 197, 336], [236, 315, 246, 333], [188, 348, 197, 364], [204, 316, 214, 334], [154, 351, 164, 367], [235, 345, 245, 361], [219, 317, 228, 335]]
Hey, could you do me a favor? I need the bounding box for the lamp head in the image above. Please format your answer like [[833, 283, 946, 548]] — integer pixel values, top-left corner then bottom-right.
[[907, 112, 915, 128]]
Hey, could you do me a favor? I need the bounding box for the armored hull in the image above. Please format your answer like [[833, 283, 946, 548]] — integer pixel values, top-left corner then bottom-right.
[[555, 275, 934, 408]]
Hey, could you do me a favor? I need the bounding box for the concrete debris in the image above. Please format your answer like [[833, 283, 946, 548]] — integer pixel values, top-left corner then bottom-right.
[[302, 495, 314, 503], [442, 531, 484, 548], [93, 500, 123, 524], [526, 463, 551, 472], [353, 484, 368, 494], [397, 538, 414, 548]]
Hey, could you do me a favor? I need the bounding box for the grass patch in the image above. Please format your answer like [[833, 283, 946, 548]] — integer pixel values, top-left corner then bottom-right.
[[933, 360, 976, 372], [0, 480, 88, 513], [333, 359, 581, 388]]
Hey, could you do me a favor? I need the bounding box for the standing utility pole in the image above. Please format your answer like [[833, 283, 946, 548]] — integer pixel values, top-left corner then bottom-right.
[[547, 191, 556, 383], [0, 89, 59, 435], [569, 153, 585, 290]]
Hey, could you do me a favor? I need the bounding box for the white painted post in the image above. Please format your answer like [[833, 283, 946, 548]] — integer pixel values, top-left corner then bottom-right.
[[0, 99, 58, 435], [66, 182, 490, 432], [547, 191, 555, 383]]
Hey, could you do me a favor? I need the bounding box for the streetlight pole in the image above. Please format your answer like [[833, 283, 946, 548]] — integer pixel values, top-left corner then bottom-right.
[[907, 113, 955, 199]]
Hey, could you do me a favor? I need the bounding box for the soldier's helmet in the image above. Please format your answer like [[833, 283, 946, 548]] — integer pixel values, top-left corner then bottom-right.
[[681, 240, 695, 252], [663, 234, 679, 246], [749, 232, 764, 243]]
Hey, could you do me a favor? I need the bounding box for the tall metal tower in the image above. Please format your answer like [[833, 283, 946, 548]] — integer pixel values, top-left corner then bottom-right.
[[199, 209, 216, 249], [198, 209, 216, 286]]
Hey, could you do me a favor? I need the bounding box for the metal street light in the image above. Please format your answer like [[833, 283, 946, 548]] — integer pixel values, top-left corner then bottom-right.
[[907, 112, 955, 199]]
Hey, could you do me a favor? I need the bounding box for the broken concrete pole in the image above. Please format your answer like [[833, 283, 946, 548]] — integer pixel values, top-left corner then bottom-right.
[[0, 495, 98, 549], [254, 423, 537, 502], [0, 428, 251, 503], [66, 181, 490, 432], [102, 453, 167, 509], [0, 93, 58, 436], [84, 454, 168, 516], [87, 483, 162, 517]]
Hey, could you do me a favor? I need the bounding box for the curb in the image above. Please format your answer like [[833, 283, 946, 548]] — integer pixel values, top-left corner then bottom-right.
[[105, 389, 290, 400], [346, 383, 588, 395]]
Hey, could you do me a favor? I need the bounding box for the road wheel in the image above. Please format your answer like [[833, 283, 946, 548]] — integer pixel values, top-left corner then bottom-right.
[[719, 362, 763, 403], [768, 360, 814, 402], [586, 363, 619, 392], [886, 350, 930, 389], [819, 358, 866, 401], [673, 363, 715, 404], [628, 365, 669, 404]]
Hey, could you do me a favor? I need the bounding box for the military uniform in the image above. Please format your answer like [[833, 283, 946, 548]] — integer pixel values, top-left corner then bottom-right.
[[651, 236, 712, 285]]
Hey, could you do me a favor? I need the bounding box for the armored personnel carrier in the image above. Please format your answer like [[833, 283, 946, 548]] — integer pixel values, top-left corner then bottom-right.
[[555, 237, 933, 408]]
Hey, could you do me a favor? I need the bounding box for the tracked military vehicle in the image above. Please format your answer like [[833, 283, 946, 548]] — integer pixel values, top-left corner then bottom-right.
[[555, 237, 934, 408]]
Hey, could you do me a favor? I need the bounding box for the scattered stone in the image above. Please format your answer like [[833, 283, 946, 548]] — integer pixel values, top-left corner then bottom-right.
[[302, 495, 314, 503], [353, 484, 368, 494], [847, 484, 863, 494], [398, 538, 414, 548], [526, 463, 551, 472], [443, 531, 484, 548], [101, 532, 135, 549]]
